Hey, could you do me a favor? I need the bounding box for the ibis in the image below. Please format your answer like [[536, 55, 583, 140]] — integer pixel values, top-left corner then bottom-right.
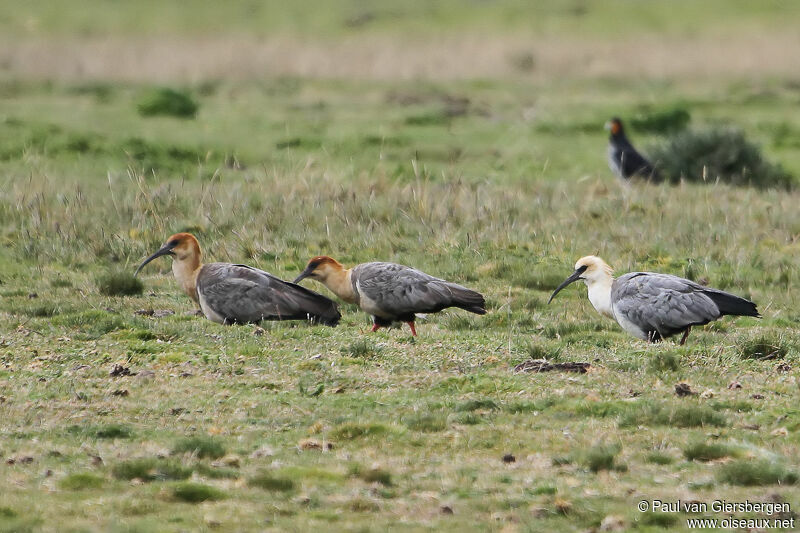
[[548, 256, 759, 344], [293, 256, 486, 336], [606, 117, 660, 182], [135, 233, 341, 326]]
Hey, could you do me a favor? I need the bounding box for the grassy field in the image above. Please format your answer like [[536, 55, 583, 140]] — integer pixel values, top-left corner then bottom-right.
[[2, 2, 800, 532]]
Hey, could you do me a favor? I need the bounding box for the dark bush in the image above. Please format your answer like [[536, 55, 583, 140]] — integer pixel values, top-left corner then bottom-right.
[[649, 127, 793, 188], [137, 88, 198, 119]]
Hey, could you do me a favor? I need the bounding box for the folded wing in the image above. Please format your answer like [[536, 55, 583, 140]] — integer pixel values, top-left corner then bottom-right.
[[198, 263, 341, 326], [612, 272, 748, 339], [354, 262, 486, 317]]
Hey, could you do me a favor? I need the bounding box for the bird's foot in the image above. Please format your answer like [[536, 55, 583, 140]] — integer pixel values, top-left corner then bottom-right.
[[406, 321, 417, 337]]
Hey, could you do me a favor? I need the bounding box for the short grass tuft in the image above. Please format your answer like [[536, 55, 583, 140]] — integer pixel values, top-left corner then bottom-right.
[[403, 412, 447, 433], [58, 473, 104, 490], [454, 398, 498, 412], [171, 482, 227, 503], [448, 412, 483, 425], [579, 443, 622, 473], [640, 513, 679, 527], [645, 452, 674, 465], [683, 441, 736, 462], [91, 423, 134, 439], [330, 422, 388, 440], [112, 458, 192, 482], [194, 463, 240, 480], [248, 472, 296, 492], [97, 270, 144, 296], [619, 401, 727, 428], [648, 350, 681, 372], [172, 436, 226, 459], [737, 335, 790, 360], [349, 464, 393, 486], [342, 339, 382, 358], [717, 459, 798, 486], [525, 342, 563, 362]]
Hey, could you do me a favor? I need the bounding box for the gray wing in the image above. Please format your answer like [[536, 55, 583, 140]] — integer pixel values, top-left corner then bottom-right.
[[611, 272, 721, 339], [198, 263, 340, 325], [353, 262, 485, 318]]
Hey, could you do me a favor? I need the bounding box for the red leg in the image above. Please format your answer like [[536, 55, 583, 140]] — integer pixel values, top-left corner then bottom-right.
[[406, 321, 417, 337], [371, 323, 381, 332]]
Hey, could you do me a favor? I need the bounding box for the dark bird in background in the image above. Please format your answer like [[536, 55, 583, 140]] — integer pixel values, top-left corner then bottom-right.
[[135, 233, 341, 326], [549, 256, 759, 345], [606, 117, 660, 181], [294, 256, 486, 336]]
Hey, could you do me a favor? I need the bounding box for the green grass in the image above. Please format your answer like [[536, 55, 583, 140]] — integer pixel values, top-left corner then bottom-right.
[[136, 87, 198, 119], [171, 482, 227, 503], [683, 441, 738, 462], [248, 472, 296, 492], [717, 459, 799, 486], [577, 443, 622, 473], [0, 0, 792, 38], [58, 472, 105, 490], [97, 270, 144, 296], [1, 3, 800, 531], [171, 436, 227, 459], [112, 458, 193, 482], [618, 401, 729, 429], [349, 464, 393, 486]]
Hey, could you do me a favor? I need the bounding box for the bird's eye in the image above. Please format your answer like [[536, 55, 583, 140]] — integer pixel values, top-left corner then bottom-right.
[[169, 240, 179, 247]]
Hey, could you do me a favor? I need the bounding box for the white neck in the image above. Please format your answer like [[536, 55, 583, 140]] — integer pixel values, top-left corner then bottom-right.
[[584, 277, 614, 319]]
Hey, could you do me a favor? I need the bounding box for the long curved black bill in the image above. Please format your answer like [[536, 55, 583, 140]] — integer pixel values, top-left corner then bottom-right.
[[548, 267, 586, 304], [134, 244, 176, 277], [293, 266, 314, 284]]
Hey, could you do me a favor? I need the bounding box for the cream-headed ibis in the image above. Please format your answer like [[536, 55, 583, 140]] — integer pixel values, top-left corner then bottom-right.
[[549, 255, 759, 344]]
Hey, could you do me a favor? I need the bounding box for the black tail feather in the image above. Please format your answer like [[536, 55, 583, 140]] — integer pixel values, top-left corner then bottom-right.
[[705, 290, 760, 318], [449, 285, 487, 315], [311, 300, 342, 326], [288, 281, 342, 326]]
